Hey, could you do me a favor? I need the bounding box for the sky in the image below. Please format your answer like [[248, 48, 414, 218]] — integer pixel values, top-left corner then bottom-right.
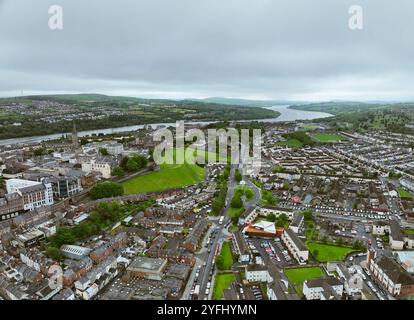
[[0, 0, 413, 101]]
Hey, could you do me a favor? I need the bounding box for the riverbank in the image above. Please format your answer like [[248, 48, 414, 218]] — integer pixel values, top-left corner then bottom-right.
[[0, 105, 333, 146]]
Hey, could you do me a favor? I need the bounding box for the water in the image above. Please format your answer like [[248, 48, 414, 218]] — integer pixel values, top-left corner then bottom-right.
[[0, 105, 332, 146], [264, 105, 333, 122]]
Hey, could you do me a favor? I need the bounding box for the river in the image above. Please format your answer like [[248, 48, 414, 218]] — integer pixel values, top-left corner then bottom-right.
[[0, 105, 333, 146]]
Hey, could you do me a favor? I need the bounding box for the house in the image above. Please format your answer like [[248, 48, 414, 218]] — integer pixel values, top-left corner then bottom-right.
[[245, 264, 272, 283], [232, 231, 250, 264], [0, 193, 24, 221], [182, 218, 208, 253], [81, 158, 115, 179], [367, 251, 414, 297], [303, 277, 343, 300], [336, 263, 363, 296], [372, 221, 404, 250], [281, 228, 309, 264], [290, 213, 304, 233]]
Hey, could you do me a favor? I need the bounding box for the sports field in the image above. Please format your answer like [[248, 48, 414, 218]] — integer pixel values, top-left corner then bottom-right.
[[311, 133, 347, 142]]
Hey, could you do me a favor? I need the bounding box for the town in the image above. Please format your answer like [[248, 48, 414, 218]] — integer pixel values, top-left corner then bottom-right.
[[1, 110, 414, 301]]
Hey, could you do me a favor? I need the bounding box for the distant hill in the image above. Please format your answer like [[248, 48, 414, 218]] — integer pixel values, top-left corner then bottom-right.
[[194, 97, 306, 108]]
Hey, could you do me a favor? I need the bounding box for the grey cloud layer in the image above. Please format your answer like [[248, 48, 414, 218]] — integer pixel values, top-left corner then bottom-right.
[[0, 0, 413, 100]]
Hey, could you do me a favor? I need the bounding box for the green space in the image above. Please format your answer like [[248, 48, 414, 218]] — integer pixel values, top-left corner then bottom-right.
[[46, 200, 154, 260], [122, 162, 204, 194], [234, 185, 254, 201], [306, 242, 357, 262], [277, 138, 303, 148], [397, 187, 414, 200], [216, 241, 234, 270], [311, 133, 347, 142], [227, 207, 245, 219], [284, 267, 325, 296], [403, 228, 414, 235], [213, 272, 237, 300]]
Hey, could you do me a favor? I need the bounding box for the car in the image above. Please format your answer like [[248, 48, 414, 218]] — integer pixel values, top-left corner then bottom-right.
[[205, 288, 210, 295]]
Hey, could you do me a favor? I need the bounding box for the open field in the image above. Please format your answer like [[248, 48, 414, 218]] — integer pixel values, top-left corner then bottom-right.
[[277, 138, 303, 148], [311, 133, 347, 142], [122, 162, 204, 194], [397, 187, 414, 200], [213, 272, 236, 300], [306, 242, 357, 262], [284, 266, 325, 296]]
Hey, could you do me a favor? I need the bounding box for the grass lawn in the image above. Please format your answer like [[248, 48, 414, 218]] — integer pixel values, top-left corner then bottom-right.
[[312, 133, 347, 142], [122, 161, 204, 194], [227, 207, 244, 219], [306, 242, 357, 262], [403, 228, 414, 235], [277, 138, 303, 148], [284, 267, 325, 296], [397, 187, 414, 200], [219, 241, 234, 270], [213, 272, 236, 300]]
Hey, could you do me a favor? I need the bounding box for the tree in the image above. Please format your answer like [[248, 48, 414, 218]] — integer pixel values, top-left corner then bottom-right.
[[111, 166, 125, 177], [313, 249, 319, 259], [89, 181, 124, 200], [215, 255, 225, 270], [99, 147, 109, 156], [230, 195, 243, 209], [353, 240, 365, 251], [234, 169, 242, 182], [275, 219, 285, 228], [46, 246, 62, 261], [337, 237, 344, 246], [303, 210, 313, 221], [266, 213, 276, 222], [33, 148, 45, 156], [125, 158, 139, 172], [130, 153, 148, 169], [321, 235, 329, 244], [120, 156, 130, 170]]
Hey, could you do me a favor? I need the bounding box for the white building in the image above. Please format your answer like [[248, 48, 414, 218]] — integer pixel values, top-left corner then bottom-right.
[[303, 277, 343, 300], [81, 159, 113, 179], [245, 264, 273, 283], [6, 179, 54, 210], [281, 228, 309, 264]]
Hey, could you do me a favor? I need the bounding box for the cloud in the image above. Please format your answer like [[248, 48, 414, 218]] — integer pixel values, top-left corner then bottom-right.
[[1, 0, 414, 101]]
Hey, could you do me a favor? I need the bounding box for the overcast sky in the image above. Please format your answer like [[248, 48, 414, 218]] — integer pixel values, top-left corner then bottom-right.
[[0, 0, 413, 101]]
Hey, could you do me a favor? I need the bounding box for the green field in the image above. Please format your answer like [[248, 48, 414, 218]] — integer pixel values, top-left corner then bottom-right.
[[227, 207, 244, 219], [213, 272, 237, 300], [311, 133, 347, 142], [277, 138, 303, 148], [284, 267, 325, 296], [397, 187, 414, 200], [219, 241, 234, 270], [306, 242, 357, 262], [122, 162, 205, 194], [403, 228, 414, 235], [284, 267, 325, 284]]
